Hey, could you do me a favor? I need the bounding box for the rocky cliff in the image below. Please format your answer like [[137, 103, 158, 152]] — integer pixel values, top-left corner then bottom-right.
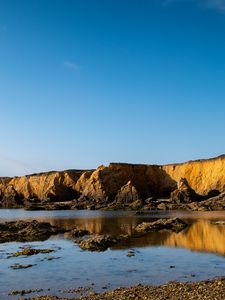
[[0, 155, 225, 209], [0, 170, 84, 207], [162, 155, 225, 195]]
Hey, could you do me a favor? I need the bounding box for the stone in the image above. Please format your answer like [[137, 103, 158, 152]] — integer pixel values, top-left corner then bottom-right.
[[78, 234, 118, 251], [135, 218, 188, 233], [170, 178, 201, 204], [71, 227, 90, 238], [0, 220, 66, 243]]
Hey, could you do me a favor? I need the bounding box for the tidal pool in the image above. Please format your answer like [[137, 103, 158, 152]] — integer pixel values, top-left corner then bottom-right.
[[0, 210, 225, 299]]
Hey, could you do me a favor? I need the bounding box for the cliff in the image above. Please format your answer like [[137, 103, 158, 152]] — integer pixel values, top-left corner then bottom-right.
[[0, 155, 225, 209], [0, 170, 84, 207], [162, 155, 225, 195]]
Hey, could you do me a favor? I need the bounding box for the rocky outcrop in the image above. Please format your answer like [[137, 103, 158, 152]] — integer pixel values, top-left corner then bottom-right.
[[0, 170, 85, 207], [74, 163, 177, 201], [0, 184, 22, 208], [0, 220, 66, 243], [170, 178, 204, 204], [77, 234, 118, 251], [135, 218, 188, 233], [189, 192, 225, 211], [0, 155, 225, 210], [162, 155, 225, 195]]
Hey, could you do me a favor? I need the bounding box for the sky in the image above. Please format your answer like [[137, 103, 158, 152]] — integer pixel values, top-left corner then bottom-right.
[[0, 0, 225, 176]]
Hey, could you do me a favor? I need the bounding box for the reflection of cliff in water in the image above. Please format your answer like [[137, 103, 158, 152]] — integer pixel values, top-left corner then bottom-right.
[[38, 216, 144, 235], [164, 220, 225, 256], [37, 216, 225, 256]]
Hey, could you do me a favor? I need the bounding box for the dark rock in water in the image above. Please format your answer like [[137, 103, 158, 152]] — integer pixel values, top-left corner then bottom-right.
[[78, 234, 118, 251], [71, 227, 90, 238], [10, 264, 36, 270], [127, 250, 136, 257], [0, 220, 66, 243], [9, 289, 43, 296], [11, 248, 54, 257], [135, 218, 188, 233]]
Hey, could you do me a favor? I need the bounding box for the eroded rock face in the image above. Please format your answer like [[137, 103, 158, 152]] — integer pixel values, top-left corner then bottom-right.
[[135, 218, 188, 233], [163, 155, 225, 195], [0, 170, 84, 206], [75, 163, 177, 202], [170, 178, 202, 204], [114, 181, 140, 203], [0, 185, 22, 208], [0, 155, 225, 210]]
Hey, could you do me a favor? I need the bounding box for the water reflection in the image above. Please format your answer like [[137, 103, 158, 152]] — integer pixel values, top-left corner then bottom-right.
[[39, 217, 225, 256], [165, 220, 225, 256], [1, 209, 225, 256]]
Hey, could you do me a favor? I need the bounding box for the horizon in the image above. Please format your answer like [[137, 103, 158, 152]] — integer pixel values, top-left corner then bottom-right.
[[2, 153, 225, 178], [1, 0, 225, 176]]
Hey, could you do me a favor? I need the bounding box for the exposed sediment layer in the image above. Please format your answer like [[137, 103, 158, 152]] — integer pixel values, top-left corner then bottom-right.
[[0, 155, 225, 209], [162, 155, 225, 195]]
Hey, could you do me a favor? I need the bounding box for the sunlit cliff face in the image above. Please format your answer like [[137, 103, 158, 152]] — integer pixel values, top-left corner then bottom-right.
[[164, 220, 225, 256]]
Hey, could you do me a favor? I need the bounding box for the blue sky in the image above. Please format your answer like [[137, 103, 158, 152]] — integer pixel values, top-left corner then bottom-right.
[[0, 0, 225, 176]]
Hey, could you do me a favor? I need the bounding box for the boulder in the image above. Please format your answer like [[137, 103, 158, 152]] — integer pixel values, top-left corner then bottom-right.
[[78, 234, 118, 251], [191, 192, 225, 211], [115, 181, 140, 203], [135, 218, 188, 233], [71, 227, 90, 238]]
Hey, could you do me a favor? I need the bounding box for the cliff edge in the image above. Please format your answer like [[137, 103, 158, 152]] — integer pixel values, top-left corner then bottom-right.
[[0, 155, 225, 210]]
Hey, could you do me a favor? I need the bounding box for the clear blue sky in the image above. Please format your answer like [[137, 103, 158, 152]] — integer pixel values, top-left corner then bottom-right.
[[1, 0, 225, 176]]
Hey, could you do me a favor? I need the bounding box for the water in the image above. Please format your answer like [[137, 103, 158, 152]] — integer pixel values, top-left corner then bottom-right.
[[0, 209, 225, 299]]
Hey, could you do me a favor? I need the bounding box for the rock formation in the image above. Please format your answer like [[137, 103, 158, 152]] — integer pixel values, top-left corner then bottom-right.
[[170, 178, 203, 204], [0, 155, 225, 210]]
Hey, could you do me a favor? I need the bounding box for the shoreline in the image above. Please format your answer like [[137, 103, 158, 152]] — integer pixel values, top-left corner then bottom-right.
[[19, 277, 225, 300]]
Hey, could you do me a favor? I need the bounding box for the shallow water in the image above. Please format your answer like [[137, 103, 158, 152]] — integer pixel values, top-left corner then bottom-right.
[[0, 209, 225, 300]]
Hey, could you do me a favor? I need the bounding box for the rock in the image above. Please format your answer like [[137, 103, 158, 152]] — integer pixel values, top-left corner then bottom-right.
[[0, 220, 66, 243], [157, 202, 167, 210], [74, 163, 176, 203], [0, 169, 84, 207], [78, 234, 118, 251], [135, 218, 188, 233], [19, 277, 225, 300], [127, 250, 136, 257], [71, 227, 90, 238], [0, 185, 22, 208], [1, 155, 225, 211], [10, 264, 36, 269], [9, 289, 43, 296], [195, 192, 225, 211], [11, 248, 54, 257], [114, 181, 141, 204], [170, 178, 202, 204]]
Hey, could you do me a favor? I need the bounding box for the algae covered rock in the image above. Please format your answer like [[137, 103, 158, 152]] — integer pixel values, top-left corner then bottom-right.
[[0, 220, 65, 243], [78, 234, 118, 251], [135, 218, 188, 233]]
